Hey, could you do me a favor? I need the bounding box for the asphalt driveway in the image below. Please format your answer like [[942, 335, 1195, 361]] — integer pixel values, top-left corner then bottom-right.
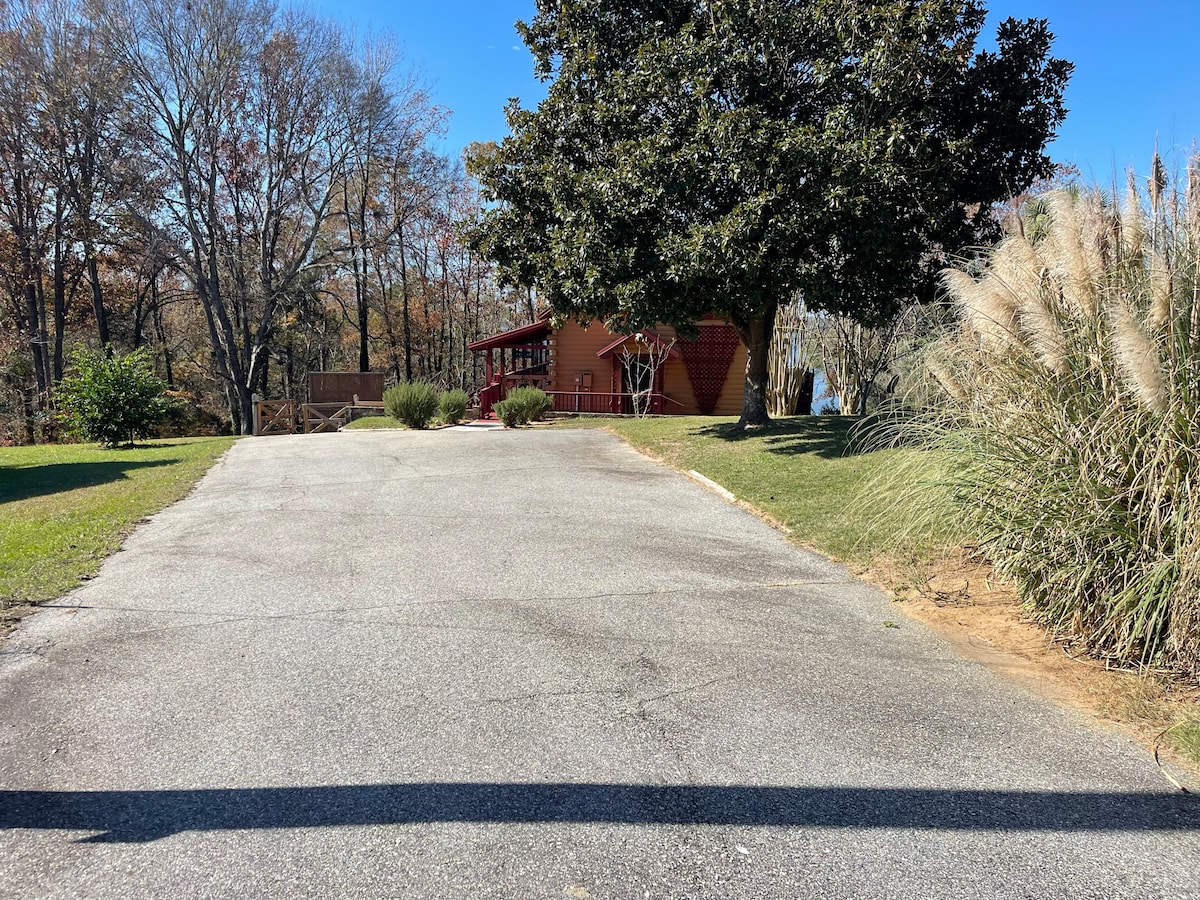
[[1, 428, 1197, 898]]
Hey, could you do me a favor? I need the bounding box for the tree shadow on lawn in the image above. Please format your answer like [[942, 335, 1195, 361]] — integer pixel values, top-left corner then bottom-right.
[[0, 457, 179, 505], [1, 783, 1196, 843], [692, 416, 871, 460]]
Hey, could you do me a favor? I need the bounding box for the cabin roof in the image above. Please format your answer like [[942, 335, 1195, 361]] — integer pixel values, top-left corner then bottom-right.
[[595, 331, 682, 361], [467, 315, 553, 351]]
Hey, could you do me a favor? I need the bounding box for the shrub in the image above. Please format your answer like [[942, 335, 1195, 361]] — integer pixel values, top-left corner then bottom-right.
[[57, 347, 169, 448], [493, 388, 552, 428], [493, 399, 523, 427], [505, 386, 553, 423], [384, 381, 439, 428], [878, 179, 1200, 677], [438, 389, 469, 424]]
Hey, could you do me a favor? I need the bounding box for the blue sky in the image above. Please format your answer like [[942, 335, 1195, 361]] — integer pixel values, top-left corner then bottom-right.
[[311, 1, 1200, 185]]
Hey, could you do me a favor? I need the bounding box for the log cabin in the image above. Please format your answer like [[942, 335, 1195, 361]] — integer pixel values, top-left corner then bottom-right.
[[468, 312, 747, 418]]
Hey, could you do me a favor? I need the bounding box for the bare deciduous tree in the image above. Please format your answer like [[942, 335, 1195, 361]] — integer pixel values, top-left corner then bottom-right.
[[768, 296, 813, 417], [813, 309, 918, 416], [0, 0, 516, 442], [619, 333, 675, 418], [103, 0, 370, 431]]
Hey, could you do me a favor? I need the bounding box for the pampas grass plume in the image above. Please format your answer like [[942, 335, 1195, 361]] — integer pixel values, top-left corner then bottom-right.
[[1147, 251, 1172, 330], [1110, 301, 1167, 414], [1044, 191, 1098, 317], [943, 268, 1015, 350], [1149, 151, 1167, 213]]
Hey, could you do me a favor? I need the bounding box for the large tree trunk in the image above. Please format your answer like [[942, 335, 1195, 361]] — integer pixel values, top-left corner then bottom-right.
[[52, 215, 66, 382], [357, 286, 370, 372], [151, 280, 174, 386], [236, 381, 254, 436], [24, 281, 48, 404], [733, 303, 777, 429], [398, 222, 413, 381], [86, 253, 110, 351]]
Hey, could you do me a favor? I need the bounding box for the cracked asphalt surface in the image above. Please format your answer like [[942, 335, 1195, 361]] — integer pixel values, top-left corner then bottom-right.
[[1, 427, 1198, 898]]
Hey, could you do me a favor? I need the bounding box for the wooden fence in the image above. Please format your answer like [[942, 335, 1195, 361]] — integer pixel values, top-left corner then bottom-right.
[[302, 403, 352, 434], [308, 372, 385, 403], [255, 400, 386, 435]]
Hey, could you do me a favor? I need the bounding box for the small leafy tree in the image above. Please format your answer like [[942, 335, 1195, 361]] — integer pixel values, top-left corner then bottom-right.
[[57, 347, 169, 447]]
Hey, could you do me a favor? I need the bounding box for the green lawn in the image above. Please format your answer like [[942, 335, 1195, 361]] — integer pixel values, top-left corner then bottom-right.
[[342, 416, 406, 430], [1174, 721, 1200, 763], [567, 415, 954, 563], [0, 436, 236, 614]]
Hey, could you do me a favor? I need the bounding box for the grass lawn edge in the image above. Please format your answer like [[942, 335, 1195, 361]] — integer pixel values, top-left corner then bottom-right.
[[1, 436, 238, 638]]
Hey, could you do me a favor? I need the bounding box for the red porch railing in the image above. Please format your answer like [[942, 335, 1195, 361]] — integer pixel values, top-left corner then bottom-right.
[[480, 386, 685, 418], [545, 391, 683, 415], [479, 382, 502, 417]]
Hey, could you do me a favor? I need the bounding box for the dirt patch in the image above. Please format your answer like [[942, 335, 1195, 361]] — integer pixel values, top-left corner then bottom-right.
[[0, 602, 38, 641], [855, 549, 1200, 786]]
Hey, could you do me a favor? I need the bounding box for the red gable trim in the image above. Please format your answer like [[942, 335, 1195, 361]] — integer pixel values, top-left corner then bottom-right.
[[595, 331, 681, 360], [468, 318, 553, 351]]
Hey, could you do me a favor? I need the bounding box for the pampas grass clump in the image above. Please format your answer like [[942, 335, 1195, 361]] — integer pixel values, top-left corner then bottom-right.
[[887, 169, 1200, 678]]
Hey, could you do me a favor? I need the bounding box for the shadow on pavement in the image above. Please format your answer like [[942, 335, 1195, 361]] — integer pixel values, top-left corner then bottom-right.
[[2, 783, 1196, 843]]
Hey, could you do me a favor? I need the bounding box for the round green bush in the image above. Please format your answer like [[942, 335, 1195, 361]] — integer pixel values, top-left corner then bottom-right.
[[438, 389, 469, 424], [57, 347, 169, 447], [384, 381, 439, 429], [493, 387, 552, 427]]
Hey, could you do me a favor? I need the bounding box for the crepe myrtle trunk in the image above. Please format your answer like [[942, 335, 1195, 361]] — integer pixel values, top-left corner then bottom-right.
[[732, 303, 777, 429]]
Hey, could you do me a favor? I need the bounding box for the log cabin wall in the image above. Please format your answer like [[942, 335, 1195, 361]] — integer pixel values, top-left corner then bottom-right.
[[547, 320, 616, 395], [659, 323, 747, 417], [549, 320, 746, 415]]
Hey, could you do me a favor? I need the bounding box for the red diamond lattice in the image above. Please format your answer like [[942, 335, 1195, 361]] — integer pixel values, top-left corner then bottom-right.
[[680, 325, 739, 414]]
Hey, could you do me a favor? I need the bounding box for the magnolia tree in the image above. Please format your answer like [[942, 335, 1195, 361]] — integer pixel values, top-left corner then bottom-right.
[[469, 0, 1071, 428]]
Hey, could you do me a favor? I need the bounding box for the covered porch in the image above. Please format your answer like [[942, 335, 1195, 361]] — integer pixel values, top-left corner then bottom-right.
[[467, 319, 683, 418], [467, 317, 554, 418]]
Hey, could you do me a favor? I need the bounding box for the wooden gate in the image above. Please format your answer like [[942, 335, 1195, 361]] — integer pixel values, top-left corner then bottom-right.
[[302, 403, 352, 434], [255, 400, 298, 435], [255, 398, 386, 434]]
